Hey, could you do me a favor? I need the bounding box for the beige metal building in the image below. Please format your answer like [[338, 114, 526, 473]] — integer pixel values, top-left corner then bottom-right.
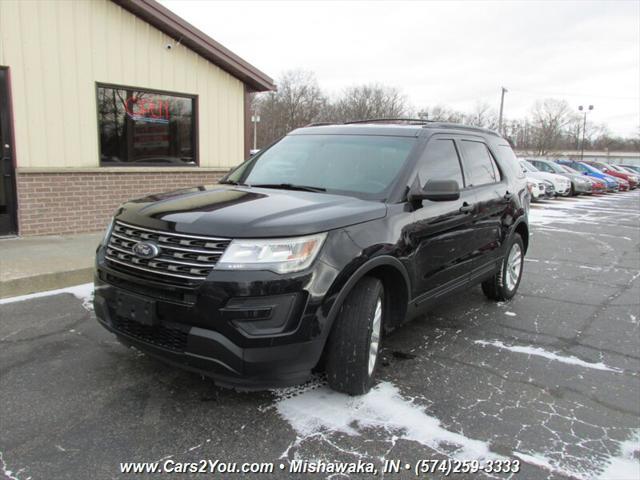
[[0, 0, 274, 236]]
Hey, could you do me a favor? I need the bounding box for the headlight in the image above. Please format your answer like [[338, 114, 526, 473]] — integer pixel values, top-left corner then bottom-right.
[[101, 217, 115, 246], [215, 233, 327, 274]]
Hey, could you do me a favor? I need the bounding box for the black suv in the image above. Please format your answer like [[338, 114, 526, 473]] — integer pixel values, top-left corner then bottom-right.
[[94, 120, 529, 395]]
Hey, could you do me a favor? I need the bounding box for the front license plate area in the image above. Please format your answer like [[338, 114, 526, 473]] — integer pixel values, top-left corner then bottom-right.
[[115, 292, 156, 326]]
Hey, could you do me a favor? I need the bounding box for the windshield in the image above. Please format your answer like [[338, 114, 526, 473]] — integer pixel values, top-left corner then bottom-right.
[[592, 162, 610, 170], [225, 134, 416, 199], [559, 165, 579, 174], [520, 160, 539, 172], [542, 161, 564, 173], [581, 163, 603, 174]]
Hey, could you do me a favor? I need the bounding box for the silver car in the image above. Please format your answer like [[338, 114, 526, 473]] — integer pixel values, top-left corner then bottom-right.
[[528, 159, 592, 196]]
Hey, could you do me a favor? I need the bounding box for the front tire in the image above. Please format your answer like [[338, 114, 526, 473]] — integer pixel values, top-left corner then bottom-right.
[[482, 234, 524, 301], [326, 277, 383, 395]]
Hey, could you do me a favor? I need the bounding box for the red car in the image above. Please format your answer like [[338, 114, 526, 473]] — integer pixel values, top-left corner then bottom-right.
[[585, 161, 638, 189]]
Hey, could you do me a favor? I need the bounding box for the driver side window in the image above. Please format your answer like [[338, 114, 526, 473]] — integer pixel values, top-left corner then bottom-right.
[[417, 139, 464, 188]]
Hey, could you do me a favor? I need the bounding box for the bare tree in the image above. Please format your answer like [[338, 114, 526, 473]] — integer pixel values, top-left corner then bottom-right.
[[332, 84, 410, 122], [466, 102, 498, 129], [529, 99, 575, 155], [417, 105, 465, 123], [253, 70, 327, 147]]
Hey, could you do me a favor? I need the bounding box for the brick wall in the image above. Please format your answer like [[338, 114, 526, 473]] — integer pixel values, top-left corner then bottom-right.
[[16, 170, 227, 236]]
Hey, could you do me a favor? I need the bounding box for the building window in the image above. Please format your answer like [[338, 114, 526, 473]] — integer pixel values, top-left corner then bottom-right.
[[97, 84, 197, 166]]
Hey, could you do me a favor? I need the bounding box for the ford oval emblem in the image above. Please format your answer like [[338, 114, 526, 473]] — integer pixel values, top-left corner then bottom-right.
[[132, 241, 160, 259]]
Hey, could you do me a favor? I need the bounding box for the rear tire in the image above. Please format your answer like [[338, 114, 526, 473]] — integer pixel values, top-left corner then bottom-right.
[[482, 234, 524, 302], [326, 277, 383, 395]]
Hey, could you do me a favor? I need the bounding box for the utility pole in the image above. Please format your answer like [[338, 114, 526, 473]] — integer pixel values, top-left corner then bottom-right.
[[251, 113, 260, 150], [578, 105, 594, 162], [498, 87, 508, 135]]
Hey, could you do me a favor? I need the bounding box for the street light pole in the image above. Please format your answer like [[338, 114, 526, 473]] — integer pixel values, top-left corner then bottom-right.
[[251, 113, 260, 151], [498, 87, 508, 135], [578, 105, 594, 162]]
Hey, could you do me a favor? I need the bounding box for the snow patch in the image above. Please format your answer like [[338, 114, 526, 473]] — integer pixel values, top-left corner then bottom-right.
[[0, 283, 94, 311], [598, 430, 640, 480], [276, 381, 502, 461], [475, 340, 622, 372], [516, 429, 640, 480], [0, 452, 25, 480], [505, 311, 517, 317], [514, 451, 587, 479]]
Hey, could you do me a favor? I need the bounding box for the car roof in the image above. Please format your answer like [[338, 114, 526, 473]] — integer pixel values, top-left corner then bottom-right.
[[289, 120, 502, 139]]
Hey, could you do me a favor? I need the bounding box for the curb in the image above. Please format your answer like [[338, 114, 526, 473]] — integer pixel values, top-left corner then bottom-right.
[[0, 267, 94, 299]]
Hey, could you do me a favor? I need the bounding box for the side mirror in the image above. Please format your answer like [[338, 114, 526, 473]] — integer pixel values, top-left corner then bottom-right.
[[409, 179, 460, 202]]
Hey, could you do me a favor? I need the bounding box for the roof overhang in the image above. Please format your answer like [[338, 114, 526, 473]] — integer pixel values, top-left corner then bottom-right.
[[112, 0, 275, 92]]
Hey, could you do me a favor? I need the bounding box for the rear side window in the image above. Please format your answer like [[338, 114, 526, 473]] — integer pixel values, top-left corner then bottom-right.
[[460, 140, 501, 186], [418, 139, 464, 187]]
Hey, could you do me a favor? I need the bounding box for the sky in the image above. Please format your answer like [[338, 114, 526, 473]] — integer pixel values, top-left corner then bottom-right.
[[159, 0, 640, 137]]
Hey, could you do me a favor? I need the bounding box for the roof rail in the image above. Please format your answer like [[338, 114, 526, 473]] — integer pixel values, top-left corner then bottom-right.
[[304, 122, 336, 127], [343, 118, 433, 125]]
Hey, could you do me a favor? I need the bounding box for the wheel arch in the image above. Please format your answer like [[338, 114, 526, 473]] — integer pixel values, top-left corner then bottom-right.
[[513, 219, 529, 254], [323, 256, 411, 341]]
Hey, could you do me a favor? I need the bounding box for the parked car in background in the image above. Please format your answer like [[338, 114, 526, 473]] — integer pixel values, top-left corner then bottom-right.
[[542, 180, 556, 198], [613, 164, 640, 176], [528, 159, 592, 196], [584, 161, 637, 189], [526, 177, 546, 202], [584, 176, 606, 195], [519, 159, 571, 196], [556, 160, 619, 193], [618, 164, 640, 175], [609, 164, 640, 187]]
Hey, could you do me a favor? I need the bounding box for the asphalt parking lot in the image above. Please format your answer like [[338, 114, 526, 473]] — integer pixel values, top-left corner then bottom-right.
[[1, 191, 639, 480]]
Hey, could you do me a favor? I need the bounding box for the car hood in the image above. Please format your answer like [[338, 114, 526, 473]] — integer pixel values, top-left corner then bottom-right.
[[564, 173, 590, 183], [117, 185, 388, 238], [524, 171, 569, 186]]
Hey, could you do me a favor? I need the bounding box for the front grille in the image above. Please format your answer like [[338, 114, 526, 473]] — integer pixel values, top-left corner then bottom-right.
[[106, 221, 231, 283], [113, 316, 188, 352]]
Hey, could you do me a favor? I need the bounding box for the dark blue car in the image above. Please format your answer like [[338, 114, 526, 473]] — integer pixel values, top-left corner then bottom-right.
[[556, 160, 619, 192]]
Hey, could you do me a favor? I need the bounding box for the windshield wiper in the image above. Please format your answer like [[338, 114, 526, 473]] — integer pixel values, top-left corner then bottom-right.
[[219, 180, 247, 186], [250, 183, 327, 193]]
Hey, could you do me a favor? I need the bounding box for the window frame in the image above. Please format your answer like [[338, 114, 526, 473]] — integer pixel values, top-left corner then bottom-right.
[[95, 82, 199, 167], [457, 138, 502, 188]]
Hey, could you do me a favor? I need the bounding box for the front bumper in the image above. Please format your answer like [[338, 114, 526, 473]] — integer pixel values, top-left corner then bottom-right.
[[555, 183, 571, 196], [573, 182, 592, 194], [94, 251, 339, 389]]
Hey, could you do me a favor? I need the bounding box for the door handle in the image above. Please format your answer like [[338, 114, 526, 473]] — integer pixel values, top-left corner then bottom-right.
[[459, 203, 474, 214]]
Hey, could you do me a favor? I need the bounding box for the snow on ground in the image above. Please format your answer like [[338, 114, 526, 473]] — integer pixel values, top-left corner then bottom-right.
[[597, 430, 640, 480], [475, 340, 622, 373], [275, 381, 503, 462], [528, 192, 640, 229], [0, 452, 25, 480], [0, 283, 94, 311], [515, 429, 640, 480]]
